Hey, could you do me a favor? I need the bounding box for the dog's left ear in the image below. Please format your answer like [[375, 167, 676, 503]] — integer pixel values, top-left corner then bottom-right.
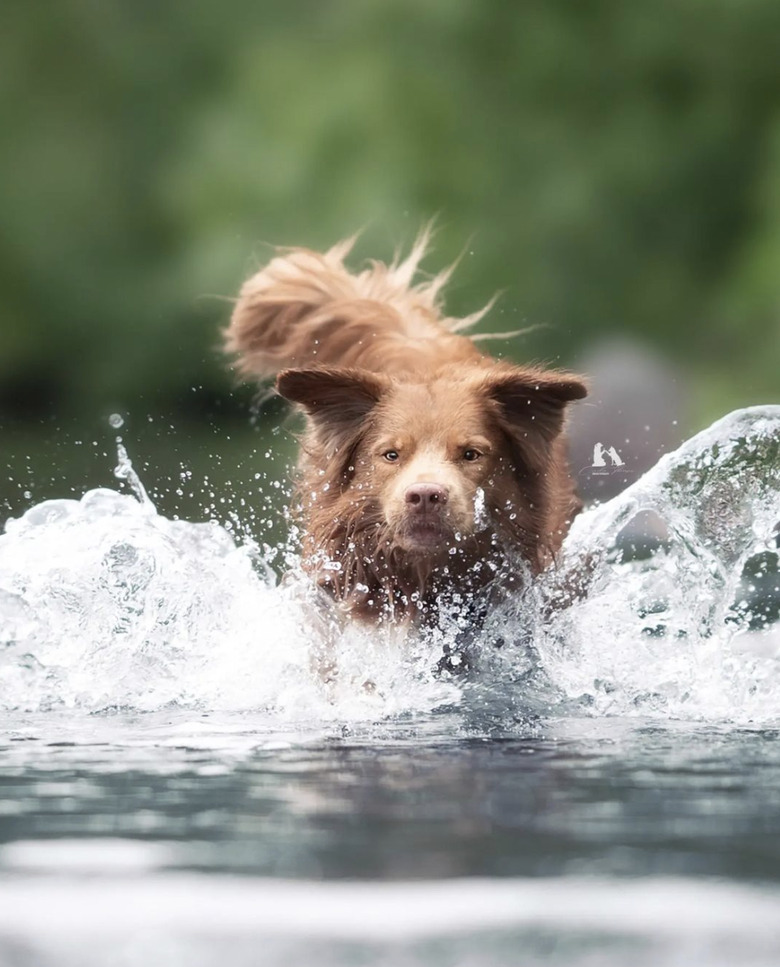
[[277, 367, 389, 456], [484, 366, 587, 445]]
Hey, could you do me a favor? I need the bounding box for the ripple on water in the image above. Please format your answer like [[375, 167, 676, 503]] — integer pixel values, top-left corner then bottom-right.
[[0, 871, 780, 967]]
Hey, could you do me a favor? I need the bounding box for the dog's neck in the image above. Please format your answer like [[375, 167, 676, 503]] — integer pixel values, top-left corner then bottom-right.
[[307, 530, 527, 623]]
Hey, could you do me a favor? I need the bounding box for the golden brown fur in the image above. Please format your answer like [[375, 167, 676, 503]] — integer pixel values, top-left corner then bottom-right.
[[226, 233, 587, 622]]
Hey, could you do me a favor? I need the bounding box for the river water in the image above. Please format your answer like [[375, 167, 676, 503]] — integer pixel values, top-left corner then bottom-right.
[[0, 406, 778, 966]]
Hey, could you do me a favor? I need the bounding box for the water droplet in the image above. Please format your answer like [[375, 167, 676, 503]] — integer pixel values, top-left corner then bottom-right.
[[109, 414, 124, 429]]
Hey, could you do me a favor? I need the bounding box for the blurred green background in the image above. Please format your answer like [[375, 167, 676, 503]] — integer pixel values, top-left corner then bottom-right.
[[1, 0, 779, 532]]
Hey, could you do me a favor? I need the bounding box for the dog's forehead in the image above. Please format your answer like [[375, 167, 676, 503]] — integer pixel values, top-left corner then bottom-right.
[[377, 379, 492, 437]]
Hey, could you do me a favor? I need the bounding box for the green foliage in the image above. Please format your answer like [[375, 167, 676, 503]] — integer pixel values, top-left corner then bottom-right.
[[1, 0, 779, 420]]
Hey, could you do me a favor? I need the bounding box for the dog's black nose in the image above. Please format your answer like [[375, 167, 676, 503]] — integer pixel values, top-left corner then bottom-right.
[[405, 483, 449, 510]]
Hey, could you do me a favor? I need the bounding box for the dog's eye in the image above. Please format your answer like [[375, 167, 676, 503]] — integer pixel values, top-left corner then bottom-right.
[[383, 450, 400, 463], [463, 448, 481, 462]]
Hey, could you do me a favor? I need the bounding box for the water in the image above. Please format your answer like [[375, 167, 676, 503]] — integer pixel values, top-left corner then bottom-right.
[[0, 406, 779, 966]]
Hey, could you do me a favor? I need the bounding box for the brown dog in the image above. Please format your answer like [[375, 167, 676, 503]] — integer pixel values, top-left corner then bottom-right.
[[226, 233, 586, 623]]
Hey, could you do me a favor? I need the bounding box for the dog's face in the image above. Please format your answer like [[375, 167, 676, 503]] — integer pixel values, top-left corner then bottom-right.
[[356, 382, 507, 553], [277, 364, 586, 566]]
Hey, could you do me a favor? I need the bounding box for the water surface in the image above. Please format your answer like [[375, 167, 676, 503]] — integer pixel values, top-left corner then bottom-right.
[[1, 406, 779, 966]]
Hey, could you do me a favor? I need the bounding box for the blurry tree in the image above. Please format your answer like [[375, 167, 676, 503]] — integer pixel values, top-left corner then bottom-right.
[[1, 0, 779, 423]]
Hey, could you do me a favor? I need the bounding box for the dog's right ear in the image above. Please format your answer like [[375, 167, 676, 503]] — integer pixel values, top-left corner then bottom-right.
[[276, 367, 389, 457]]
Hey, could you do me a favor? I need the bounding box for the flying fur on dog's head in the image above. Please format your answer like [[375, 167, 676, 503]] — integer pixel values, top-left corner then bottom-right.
[[226, 232, 586, 620], [225, 229, 491, 380]]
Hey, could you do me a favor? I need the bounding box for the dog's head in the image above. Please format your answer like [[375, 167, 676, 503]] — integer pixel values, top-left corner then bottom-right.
[[277, 363, 586, 572]]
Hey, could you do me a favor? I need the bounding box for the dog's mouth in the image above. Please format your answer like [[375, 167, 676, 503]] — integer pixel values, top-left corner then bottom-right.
[[396, 518, 455, 553]]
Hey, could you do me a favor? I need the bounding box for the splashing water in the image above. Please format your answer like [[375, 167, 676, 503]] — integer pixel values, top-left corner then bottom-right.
[[0, 407, 778, 724], [532, 405, 780, 721]]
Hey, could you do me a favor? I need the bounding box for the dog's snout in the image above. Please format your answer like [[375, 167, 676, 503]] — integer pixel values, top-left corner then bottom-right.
[[404, 483, 449, 510]]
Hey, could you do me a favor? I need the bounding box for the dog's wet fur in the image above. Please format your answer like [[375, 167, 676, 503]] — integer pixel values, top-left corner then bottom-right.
[[226, 232, 586, 623]]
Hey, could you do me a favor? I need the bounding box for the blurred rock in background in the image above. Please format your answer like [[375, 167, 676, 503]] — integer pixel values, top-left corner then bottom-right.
[[568, 338, 688, 502]]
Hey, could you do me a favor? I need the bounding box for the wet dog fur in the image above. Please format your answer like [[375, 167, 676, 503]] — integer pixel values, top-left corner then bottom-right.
[[225, 232, 587, 624]]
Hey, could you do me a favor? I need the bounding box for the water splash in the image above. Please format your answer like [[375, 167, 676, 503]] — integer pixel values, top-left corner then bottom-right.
[[531, 405, 780, 721], [0, 488, 454, 719], [0, 407, 777, 723]]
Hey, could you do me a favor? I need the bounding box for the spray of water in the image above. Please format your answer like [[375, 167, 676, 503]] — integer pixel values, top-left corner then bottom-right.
[[533, 405, 780, 721], [0, 407, 777, 723]]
